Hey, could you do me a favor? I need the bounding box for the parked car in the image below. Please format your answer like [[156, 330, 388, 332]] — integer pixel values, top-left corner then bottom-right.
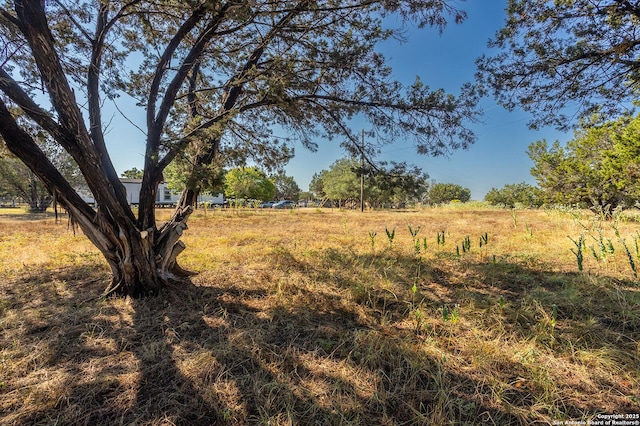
[[258, 201, 275, 208], [272, 200, 296, 209]]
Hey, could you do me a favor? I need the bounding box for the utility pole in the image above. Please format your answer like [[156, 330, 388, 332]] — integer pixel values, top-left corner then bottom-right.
[[360, 129, 365, 212]]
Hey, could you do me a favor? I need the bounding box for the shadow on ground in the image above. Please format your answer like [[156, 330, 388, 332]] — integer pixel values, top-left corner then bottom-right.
[[1, 247, 638, 425]]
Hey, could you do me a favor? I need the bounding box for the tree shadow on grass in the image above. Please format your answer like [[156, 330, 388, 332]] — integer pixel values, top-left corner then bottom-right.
[[0, 210, 57, 221], [266, 245, 640, 417], [0, 265, 219, 425], [1, 248, 639, 425]]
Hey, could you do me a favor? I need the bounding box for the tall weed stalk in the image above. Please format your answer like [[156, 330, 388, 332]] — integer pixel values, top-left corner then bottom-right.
[[569, 235, 585, 272], [386, 227, 396, 249], [620, 239, 638, 278]]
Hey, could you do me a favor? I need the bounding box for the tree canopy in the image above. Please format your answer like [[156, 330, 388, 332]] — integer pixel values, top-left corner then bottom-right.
[[224, 167, 275, 201], [271, 172, 300, 201], [121, 168, 144, 179], [0, 0, 480, 296], [319, 158, 361, 206], [528, 114, 640, 210], [312, 157, 429, 208], [427, 182, 470, 204], [477, 0, 640, 129], [484, 182, 541, 208], [367, 161, 430, 207]]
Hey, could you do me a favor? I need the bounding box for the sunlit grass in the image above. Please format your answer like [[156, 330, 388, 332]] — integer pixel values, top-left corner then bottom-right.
[[0, 206, 638, 425]]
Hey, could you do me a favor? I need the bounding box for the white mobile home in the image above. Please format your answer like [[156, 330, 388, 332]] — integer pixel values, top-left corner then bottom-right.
[[81, 179, 225, 207]]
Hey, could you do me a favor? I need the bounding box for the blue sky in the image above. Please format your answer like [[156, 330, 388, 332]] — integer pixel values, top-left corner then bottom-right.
[[105, 1, 570, 200]]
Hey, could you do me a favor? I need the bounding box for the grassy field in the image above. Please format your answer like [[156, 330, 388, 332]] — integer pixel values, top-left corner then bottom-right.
[[0, 205, 638, 425]]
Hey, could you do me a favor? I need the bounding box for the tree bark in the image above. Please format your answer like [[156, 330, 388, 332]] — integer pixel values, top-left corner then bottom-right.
[[101, 220, 185, 297], [0, 99, 194, 298]]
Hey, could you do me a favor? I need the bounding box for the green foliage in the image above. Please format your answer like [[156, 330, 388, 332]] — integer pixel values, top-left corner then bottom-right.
[[442, 304, 459, 324], [427, 182, 471, 205], [367, 162, 429, 207], [527, 115, 640, 210], [312, 158, 429, 208], [569, 235, 586, 272], [621, 239, 638, 278], [320, 159, 360, 206], [407, 224, 421, 240], [461, 235, 471, 253], [484, 182, 542, 208], [120, 168, 144, 179], [270, 172, 301, 201], [309, 172, 326, 200], [368, 231, 377, 253], [0, 156, 50, 210], [164, 157, 226, 196], [479, 232, 488, 247], [385, 227, 396, 248], [0, 133, 83, 211], [223, 167, 275, 201]]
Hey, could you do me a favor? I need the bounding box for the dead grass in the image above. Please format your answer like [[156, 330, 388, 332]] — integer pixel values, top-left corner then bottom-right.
[[0, 206, 639, 425]]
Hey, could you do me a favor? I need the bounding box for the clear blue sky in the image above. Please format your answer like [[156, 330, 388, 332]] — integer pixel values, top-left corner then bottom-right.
[[106, 1, 570, 200]]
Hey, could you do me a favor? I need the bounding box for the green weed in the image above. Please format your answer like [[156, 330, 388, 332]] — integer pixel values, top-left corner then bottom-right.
[[620, 238, 638, 278], [368, 231, 377, 253], [569, 235, 586, 271], [386, 227, 396, 249]]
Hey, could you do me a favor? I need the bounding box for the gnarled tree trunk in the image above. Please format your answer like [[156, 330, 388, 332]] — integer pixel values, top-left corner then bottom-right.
[[65, 197, 197, 298], [100, 205, 194, 297], [0, 97, 197, 297]]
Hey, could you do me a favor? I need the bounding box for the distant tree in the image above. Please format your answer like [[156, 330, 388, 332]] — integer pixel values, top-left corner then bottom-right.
[[121, 168, 144, 179], [368, 162, 429, 207], [1, 133, 84, 211], [309, 172, 327, 200], [314, 158, 429, 208], [0, 155, 50, 211], [271, 172, 300, 201], [224, 168, 275, 202], [477, 0, 640, 129], [527, 115, 640, 210], [427, 183, 470, 204], [484, 182, 541, 208], [321, 159, 361, 207], [163, 159, 225, 197]]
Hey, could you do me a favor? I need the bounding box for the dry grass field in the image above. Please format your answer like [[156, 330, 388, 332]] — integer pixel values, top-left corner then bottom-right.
[[0, 205, 639, 425]]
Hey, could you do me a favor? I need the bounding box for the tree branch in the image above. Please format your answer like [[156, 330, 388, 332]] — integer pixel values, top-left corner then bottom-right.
[[13, 0, 135, 223]]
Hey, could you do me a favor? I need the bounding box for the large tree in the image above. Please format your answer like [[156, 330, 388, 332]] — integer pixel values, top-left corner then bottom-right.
[[271, 172, 300, 201], [427, 182, 470, 204], [224, 167, 276, 202], [527, 114, 640, 210], [484, 182, 541, 208], [314, 157, 429, 207], [0, 0, 480, 297], [367, 161, 429, 208], [477, 0, 640, 130], [320, 158, 361, 207]]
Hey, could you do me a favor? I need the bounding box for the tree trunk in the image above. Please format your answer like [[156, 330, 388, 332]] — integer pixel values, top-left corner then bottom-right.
[[89, 202, 195, 298], [0, 98, 191, 298]]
